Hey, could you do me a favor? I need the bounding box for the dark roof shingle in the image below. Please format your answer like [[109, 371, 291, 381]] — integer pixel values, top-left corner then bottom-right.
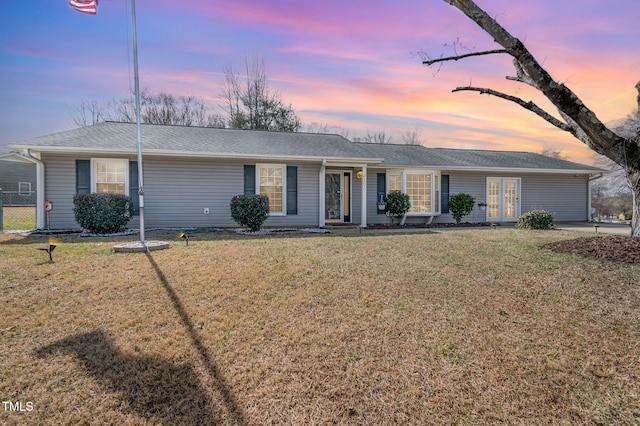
[[8, 122, 602, 172]]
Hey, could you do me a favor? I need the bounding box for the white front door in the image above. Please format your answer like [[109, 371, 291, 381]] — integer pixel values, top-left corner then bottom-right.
[[487, 178, 521, 222]]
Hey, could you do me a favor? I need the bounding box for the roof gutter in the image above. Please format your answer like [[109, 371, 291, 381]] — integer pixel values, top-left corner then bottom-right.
[[6, 145, 384, 165]]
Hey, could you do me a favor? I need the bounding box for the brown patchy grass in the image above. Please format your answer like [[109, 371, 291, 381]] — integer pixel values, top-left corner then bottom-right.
[[1, 229, 639, 425]]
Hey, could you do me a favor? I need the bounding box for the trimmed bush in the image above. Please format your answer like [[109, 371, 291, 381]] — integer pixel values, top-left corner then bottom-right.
[[73, 193, 133, 234], [516, 210, 556, 230], [230, 194, 270, 232], [449, 193, 476, 223], [384, 191, 411, 218]]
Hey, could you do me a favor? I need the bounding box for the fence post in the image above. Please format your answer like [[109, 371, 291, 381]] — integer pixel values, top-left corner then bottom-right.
[[0, 188, 3, 232]]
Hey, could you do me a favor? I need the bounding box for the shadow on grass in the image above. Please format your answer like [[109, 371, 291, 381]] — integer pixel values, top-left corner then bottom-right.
[[145, 252, 246, 425], [35, 330, 216, 425], [0, 226, 449, 249]]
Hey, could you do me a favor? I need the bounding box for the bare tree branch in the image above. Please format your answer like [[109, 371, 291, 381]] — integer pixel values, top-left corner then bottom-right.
[[452, 86, 573, 132], [505, 59, 537, 88], [422, 49, 507, 66]]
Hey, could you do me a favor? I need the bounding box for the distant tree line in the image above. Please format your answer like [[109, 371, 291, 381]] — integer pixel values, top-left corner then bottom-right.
[[70, 57, 300, 132], [70, 56, 426, 145]]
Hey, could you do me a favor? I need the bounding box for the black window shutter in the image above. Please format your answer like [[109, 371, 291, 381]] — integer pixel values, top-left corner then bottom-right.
[[244, 165, 256, 195], [75, 160, 90, 194], [441, 174, 450, 213], [286, 166, 298, 215], [129, 161, 139, 215], [376, 173, 386, 214]]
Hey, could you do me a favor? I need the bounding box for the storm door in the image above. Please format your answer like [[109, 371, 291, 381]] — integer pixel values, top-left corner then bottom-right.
[[325, 172, 351, 222]]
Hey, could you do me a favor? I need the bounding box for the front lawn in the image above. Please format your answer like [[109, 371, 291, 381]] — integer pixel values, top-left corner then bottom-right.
[[1, 229, 639, 424]]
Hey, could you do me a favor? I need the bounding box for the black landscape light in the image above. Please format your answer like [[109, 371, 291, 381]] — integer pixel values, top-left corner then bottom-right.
[[38, 237, 58, 262], [179, 232, 189, 246]]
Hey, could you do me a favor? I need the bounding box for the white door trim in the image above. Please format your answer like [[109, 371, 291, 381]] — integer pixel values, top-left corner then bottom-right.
[[486, 177, 521, 222]]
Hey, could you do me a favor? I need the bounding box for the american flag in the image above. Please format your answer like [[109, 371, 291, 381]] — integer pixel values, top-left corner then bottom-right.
[[69, 0, 99, 15]]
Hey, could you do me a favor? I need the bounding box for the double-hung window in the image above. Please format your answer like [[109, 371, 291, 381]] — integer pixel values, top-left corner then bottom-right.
[[91, 158, 128, 195], [387, 170, 440, 215], [257, 163, 286, 215], [388, 172, 402, 193]]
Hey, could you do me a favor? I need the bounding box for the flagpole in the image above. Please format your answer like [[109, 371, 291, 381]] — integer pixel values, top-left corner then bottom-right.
[[130, 0, 145, 245]]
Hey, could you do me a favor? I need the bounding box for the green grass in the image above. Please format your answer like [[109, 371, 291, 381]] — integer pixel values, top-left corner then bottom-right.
[[1, 228, 639, 425], [2, 206, 36, 230]]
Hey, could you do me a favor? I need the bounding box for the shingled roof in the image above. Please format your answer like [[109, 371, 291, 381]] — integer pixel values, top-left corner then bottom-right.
[[7, 122, 379, 162], [355, 142, 602, 172], [8, 121, 602, 173]]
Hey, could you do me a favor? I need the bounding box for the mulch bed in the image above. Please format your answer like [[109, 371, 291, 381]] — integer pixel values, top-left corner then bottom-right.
[[367, 222, 492, 229], [544, 235, 640, 265]]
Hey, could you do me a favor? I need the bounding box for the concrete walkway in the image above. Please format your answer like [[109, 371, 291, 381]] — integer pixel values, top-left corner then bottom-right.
[[555, 222, 632, 236]]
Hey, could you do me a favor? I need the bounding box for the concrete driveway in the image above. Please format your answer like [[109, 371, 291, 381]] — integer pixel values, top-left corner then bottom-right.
[[556, 222, 632, 236]]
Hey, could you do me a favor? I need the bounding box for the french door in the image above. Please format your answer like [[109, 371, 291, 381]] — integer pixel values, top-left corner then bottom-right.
[[487, 178, 520, 222]]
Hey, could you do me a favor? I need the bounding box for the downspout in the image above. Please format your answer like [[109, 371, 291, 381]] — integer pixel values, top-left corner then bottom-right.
[[588, 173, 603, 222], [25, 150, 46, 230], [360, 165, 367, 228], [319, 159, 326, 227]]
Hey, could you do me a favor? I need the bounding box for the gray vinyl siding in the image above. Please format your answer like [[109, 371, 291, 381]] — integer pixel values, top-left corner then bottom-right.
[[366, 168, 386, 225], [44, 154, 89, 230], [42, 154, 321, 230], [365, 170, 590, 225], [433, 173, 487, 224], [521, 174, 589, 221]]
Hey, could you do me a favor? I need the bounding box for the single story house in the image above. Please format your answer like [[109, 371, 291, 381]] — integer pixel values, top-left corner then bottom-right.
[[6, 121, 603, 230]]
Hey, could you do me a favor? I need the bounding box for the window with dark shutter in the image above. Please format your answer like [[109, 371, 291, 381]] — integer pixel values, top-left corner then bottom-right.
[[441, 174, 450, 213], [244, 165, 256, 195], [377, 173, 386, 214], [129, 161, 139, 215], [286, 166, 297, 215], [75, 160, 90, 194]]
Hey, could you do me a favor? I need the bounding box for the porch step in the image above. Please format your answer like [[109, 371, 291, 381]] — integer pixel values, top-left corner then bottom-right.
[[323, 224, 362, 230]]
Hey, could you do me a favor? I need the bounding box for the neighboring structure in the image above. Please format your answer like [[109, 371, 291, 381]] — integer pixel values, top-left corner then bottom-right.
[[6, 122, 603, 230], [0, 153, 38, 206]]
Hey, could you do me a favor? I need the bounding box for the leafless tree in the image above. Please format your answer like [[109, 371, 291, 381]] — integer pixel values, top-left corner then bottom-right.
[[304, 122, 330, 133], [110, 90, 224, 127], [422, 0, 640, 236], [539, 143, 566, 159], [69, 99, 106, 127], [591, 112, 640, 196], [219, 57, 300, 132], [354, 131, 393, 144], [401, 127, 426, 145]]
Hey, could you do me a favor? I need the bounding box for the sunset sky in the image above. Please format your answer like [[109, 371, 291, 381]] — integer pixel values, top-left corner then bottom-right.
[[1, 0, 638, 163]]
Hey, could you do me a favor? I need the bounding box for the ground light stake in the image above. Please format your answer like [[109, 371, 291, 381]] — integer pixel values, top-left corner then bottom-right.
[[37, 237, 59, 262]]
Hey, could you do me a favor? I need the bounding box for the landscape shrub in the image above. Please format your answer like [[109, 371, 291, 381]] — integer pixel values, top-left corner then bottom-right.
[[449, 193, 476, 223], [384, 192, 411, 218], [73, 193, 133, 234], [230, 194, 270, 231], [516, 210, 556, 230]]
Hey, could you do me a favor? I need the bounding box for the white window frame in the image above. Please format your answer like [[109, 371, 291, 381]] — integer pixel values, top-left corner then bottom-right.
[[91, 158, 129, 195], [256, 163, 287, 216], [18, 182, 31, 196], [486, 177, 521, 222], [386, 169, 441, 216]]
